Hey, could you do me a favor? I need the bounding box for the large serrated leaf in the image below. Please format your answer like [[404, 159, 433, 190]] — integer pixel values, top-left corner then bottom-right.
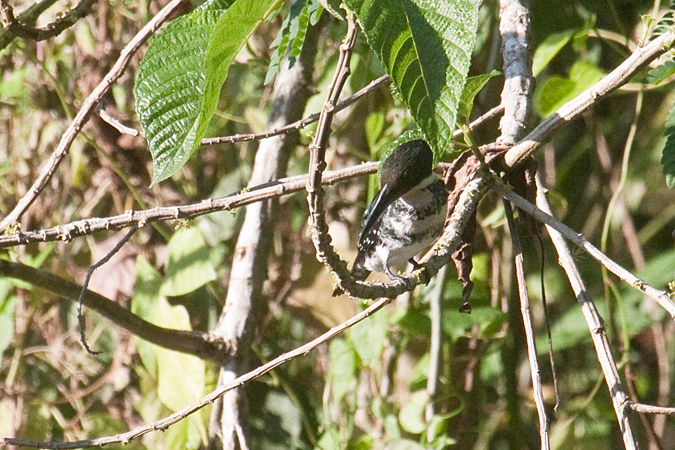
[[344, 0, 479, 160], [135, 0, 279, 185]]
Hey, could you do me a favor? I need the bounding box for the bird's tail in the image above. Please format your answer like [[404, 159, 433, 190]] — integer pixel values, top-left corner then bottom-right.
[[332, 263, 370, 297]]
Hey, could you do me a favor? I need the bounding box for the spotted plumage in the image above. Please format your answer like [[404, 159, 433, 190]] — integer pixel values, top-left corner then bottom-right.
[[338, 139, 448, 294]]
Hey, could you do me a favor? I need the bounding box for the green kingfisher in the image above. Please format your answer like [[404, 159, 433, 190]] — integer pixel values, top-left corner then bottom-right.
[[337, 139, 448, 294]]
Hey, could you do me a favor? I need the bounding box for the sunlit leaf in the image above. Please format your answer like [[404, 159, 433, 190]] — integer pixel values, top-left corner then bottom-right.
[[399, 390, 428, 434], [458, 69, 500, 124], [532, 29, 574, 77], [349, 308, 387, 367], [534, 60, 604, 117], [135, 0, 279, 184], [647, 60, 675, 85], [328, 338, 356, 404], [160, 227, 217, 296]]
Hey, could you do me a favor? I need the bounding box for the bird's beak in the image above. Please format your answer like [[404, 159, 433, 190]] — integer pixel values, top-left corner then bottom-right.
[[359, 183, 395, 242]]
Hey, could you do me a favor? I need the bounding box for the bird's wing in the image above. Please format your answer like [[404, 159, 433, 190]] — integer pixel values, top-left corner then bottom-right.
[[358, 183, 394, 246]]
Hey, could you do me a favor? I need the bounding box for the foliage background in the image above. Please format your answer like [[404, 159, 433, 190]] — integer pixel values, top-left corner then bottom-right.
[[1, 0, 675, 449]]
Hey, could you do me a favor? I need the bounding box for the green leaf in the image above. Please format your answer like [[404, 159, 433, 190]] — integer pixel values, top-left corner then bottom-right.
[[265, 0, 319, 85], [131, 256, 164, 377], [0, 281, 16, 358], [534, 60, 604, 117], [458, 69, 500, 124], [328, 338, 356, 404], [155, 297, 206, 411], [442, 306, 506, 341], [349, 308, 387, 367], [532, 29, 574, 77], [160, 227, 217, 297], [344, 0, 480, 160], [647, 60, 675, 85], [130, 257, 206, 417], [317, 0, 343, 20], [135, 0, 279, 185], [399, 390, 428, 434]]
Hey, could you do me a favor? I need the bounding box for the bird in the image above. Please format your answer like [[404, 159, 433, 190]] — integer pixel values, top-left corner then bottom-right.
[[334, 139, 448, 296]]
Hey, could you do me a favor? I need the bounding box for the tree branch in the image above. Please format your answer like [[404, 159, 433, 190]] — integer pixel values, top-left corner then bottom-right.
[[504, 200, 550, 449], [0, 0, 55, 49], [0, 0, 96, 42], [497, 0, 533, 144], [503, 31, 675, 168], [0, 0, 188, 233], [0, 295, 396, 449], [0, 258, 225, 363], [492, 178, 675, 318], [208, 14, 319, 448], [0, 162, 378, 249], [534, 175, 638, 449]]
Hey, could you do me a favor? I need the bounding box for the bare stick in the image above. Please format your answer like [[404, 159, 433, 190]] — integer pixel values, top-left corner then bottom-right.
[[76, 227, 137, 355], [492, 179, 675, 318], [98, 106, 141, 136], [0, 0, 188, 233], [99, 75, 391, 141], [503, 31, 675, 168], [534, 176, 638, 449], [0, 295, 396, 449], [305, 11, 361, 294]]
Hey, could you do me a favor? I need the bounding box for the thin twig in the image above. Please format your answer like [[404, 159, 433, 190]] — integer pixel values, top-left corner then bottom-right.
[[0, 162, 378, 249], [200, 74, 391, 145], [627, 402, 675, 416], [97, 106, 141, 136], [97, 74, 391, 142], [492, 178, 675, 318], [425, 264, 447, 433], [0, 0, 188, 233], [503, 30, 675, 168], [0, 296, 396, 449], [534, 176, 638, 449], [76, 227, 137, 355], [503, 200, 550, 450]]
